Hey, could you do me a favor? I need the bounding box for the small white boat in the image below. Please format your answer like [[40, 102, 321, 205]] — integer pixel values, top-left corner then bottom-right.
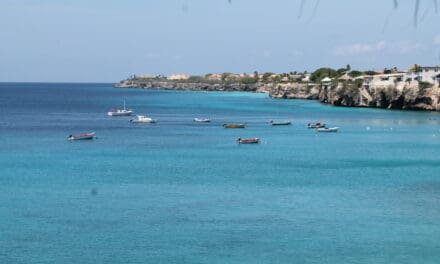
[[194, 118, 211, 123], [130, 115, 157, 123], [108, 99, 133, 116], [316, 127, 339, 132]]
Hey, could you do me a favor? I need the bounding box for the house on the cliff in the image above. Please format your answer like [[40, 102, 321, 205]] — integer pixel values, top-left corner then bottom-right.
[[406, 66, 440, 84], [358, 73, 406, 92]]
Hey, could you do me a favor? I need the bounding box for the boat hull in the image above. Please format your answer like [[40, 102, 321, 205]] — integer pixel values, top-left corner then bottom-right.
[[316, 127, 339, 132], [223, 123, 246, 128], [271, 121, 291, 126], [130, 119, 156, 123], [68, 133, 95, 140], [108, 110, 133, 116], [237, 138, 260, 144]]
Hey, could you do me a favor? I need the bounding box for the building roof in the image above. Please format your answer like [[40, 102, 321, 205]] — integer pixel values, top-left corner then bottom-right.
[[338, 73, 353, 81], [321, 77, 332, 82]]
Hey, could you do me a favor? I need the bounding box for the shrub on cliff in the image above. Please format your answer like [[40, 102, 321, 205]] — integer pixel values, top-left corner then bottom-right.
[[418, 81, 432, 96], [240, 76, 258, 84]]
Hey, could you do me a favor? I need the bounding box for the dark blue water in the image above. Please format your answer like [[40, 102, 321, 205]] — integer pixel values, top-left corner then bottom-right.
[[1, 83, 440, 263]]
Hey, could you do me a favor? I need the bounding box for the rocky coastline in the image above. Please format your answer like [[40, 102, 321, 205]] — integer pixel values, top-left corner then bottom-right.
[[116, 79, 440, 112]]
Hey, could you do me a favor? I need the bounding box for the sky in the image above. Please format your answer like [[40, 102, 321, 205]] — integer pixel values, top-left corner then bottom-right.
[[0, 0, 440, 82]]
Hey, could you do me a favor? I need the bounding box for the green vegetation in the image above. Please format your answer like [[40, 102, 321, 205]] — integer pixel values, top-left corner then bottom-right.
[[240, 76, 258, 84], [418, 81, 432, 95], [310, 68, 340, 82], [348, 71, 363, 78], [363, 71, 377, 76]]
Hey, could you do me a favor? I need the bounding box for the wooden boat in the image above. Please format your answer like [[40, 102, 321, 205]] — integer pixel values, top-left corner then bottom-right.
[[194, 118, 211, 123], [316, 127, 339, 132], [67, 132, 96, 140], [308, 122, 326, 128], [223, 123, 246, 128], [130, 115, 157, 123], [270, 120, 292, 126], [237, 137, 259, 144], [108, 99, 133, 116]]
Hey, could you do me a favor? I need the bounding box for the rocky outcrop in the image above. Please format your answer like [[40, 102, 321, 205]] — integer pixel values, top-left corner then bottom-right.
[[266, 83, 320, 100], [116, 80, 265, 93]]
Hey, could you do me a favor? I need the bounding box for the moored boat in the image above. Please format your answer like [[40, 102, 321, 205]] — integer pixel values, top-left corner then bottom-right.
[[270, 120, 292, 126], [130, 115, 157, 123], [194, 118, 211, 123], [316, 127, 339, 132], [237, 137, 259, 144], [108, 99, 133, 116], [67, 132, 96, 140], [223, 123, 246, 128], [308, 122, 326, 128]]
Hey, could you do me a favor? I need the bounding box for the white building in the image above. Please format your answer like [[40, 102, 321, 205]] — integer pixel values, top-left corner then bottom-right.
[[406, 66, 440, 84], [360, 73, 405, 92], [302, 74, 311, 82], [167, 74, 190, 80]]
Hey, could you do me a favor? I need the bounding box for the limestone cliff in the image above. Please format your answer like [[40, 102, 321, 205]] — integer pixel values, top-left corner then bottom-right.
[[116, 79, 440, 111], [267, 81, 440, 111]]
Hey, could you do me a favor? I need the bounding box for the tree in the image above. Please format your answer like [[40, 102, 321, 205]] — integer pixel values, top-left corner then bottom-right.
[[413, 64, 421, 73], [262, 72, 275, 82], [310, 68, 339, 82], [363, 70, 377, 76], [346, 64, 351, 71], [383, 68, 392, 74]]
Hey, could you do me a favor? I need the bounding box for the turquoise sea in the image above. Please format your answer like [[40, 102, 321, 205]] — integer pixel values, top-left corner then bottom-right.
[[1, 83, 440, 263]]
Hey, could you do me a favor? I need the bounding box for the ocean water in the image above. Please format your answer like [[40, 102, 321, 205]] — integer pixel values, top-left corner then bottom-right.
[[1, 83, 440, 264]]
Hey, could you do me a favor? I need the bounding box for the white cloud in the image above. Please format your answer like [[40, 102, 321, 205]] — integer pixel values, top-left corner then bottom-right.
[[391, 41, 423, 54], [334, 40, 424, 56], [334, 41, 386, 56], [434, 34, 440, 45]]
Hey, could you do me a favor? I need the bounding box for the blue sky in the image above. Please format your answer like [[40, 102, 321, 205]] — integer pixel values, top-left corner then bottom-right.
[[0, 0, 439, 82]]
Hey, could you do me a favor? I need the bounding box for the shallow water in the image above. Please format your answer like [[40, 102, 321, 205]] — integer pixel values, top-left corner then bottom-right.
[[1, 83, 440, 263]]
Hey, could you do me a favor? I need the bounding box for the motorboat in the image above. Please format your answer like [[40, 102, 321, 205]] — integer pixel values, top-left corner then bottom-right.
[[308, 122, 326, 128], [130, 115, 157, 123], [237, 137, 260, 144], [194, 118, 211, 123], [67, 132, 96, 140]]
